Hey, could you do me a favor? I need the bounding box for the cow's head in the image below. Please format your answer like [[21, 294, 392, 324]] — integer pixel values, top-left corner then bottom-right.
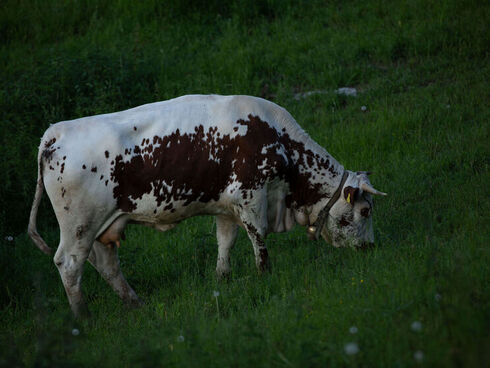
[[320, 171, 386, 248]]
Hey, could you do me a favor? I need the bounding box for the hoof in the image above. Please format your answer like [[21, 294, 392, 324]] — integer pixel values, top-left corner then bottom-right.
[[125, 297, 144, 309], [216, 269, 231, 281], [73, 303, 90, 319], [257, 262, 272, 275]]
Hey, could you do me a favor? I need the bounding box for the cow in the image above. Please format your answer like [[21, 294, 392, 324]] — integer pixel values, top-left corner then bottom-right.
[[28, 95, 386, 316]]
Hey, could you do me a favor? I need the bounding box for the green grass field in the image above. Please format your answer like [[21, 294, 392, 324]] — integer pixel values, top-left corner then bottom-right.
[[0, 1, 488, 366]]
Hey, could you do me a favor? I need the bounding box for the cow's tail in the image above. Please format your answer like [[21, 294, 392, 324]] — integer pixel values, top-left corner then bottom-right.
[[28, 155, 52, 255]]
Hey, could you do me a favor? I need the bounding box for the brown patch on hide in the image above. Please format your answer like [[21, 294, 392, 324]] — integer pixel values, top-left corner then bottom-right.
[[243, 222, 261, 239], [60, 163, 65, 173], [41, 138, 57, 164], [91, 166, 97, 173], [44, 137, 56, 147], [105, 151, 110, 158], [82, 164, 86, 170], [361, 207, 370, 218], [339, 215, 351, 227], [109, 115, 340, 212], [76, 225, 87, 239], [61, 187, 66, 198]]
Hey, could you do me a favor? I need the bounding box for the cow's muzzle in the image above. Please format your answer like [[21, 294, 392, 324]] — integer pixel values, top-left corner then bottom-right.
[[359, 242, 375, 250]]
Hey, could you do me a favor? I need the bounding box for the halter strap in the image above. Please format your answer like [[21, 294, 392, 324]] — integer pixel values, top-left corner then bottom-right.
[[309, 170, 349, 240]]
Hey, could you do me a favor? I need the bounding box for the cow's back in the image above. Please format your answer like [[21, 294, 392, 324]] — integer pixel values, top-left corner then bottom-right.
[[45, 95, 291, 147]]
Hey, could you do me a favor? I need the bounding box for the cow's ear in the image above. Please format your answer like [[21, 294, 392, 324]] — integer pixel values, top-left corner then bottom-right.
[[343, 186, 359, 205]]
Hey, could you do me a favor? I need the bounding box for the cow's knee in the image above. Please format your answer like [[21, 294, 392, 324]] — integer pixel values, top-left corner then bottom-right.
[[54, 243, 91, 317], [53, 250, 64, 268]]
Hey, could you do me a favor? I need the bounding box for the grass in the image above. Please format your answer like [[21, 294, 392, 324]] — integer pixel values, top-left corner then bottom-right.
[[0, 0, 488, 367]]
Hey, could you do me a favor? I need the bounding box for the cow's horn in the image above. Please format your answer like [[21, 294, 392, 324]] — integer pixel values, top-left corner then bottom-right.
[[361, 182, 387, 196]]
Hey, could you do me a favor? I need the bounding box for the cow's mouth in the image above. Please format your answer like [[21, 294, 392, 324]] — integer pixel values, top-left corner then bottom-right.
[[358, 242, 375, 251]]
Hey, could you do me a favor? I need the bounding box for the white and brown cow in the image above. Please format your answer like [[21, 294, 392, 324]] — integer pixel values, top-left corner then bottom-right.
[[28, 95, 386, 316]]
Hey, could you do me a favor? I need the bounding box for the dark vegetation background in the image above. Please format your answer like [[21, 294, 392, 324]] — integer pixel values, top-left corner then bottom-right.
[[0, 0, 488, 367]]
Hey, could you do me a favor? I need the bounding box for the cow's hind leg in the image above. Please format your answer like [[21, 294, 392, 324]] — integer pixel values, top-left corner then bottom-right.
[[53, 233, 93, 318], [88, 240, 142, 307], [216, 216, 238, 278]]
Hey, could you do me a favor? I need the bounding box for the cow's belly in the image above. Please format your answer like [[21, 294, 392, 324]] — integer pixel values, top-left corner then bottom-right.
[[127, 193, 235, 224], [124, 178, 293, 233]]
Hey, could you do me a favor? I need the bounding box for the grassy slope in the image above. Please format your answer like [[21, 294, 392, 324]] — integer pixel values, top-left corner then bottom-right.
[[0, 0, 488, 367]]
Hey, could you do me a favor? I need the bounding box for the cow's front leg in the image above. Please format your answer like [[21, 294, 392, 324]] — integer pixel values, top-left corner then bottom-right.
[[88, 240, 142, 307], [243, 222, 270, 273], [239, 190, 270, 273], [216, 215, 238, 278]]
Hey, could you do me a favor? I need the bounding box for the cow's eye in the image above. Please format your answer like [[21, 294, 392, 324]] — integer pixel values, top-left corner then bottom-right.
[[360, 207, 370, 218]]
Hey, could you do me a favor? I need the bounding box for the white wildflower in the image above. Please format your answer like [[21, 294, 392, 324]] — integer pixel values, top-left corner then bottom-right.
[[414, 350, 424, 363], [5, 236, 13, 241], [71, 328, 80, 336], [361, 105, 367, 112], [349, 326, 358, 334], [344, 342, 359, 355], [335, 87, 357, 97], [177, 335, 185, 342], [411, 321, 423, 332], [213, 290, 220, 297]]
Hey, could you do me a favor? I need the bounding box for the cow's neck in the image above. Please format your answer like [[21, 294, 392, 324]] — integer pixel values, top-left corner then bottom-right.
[[281, 130, 345, 219]]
